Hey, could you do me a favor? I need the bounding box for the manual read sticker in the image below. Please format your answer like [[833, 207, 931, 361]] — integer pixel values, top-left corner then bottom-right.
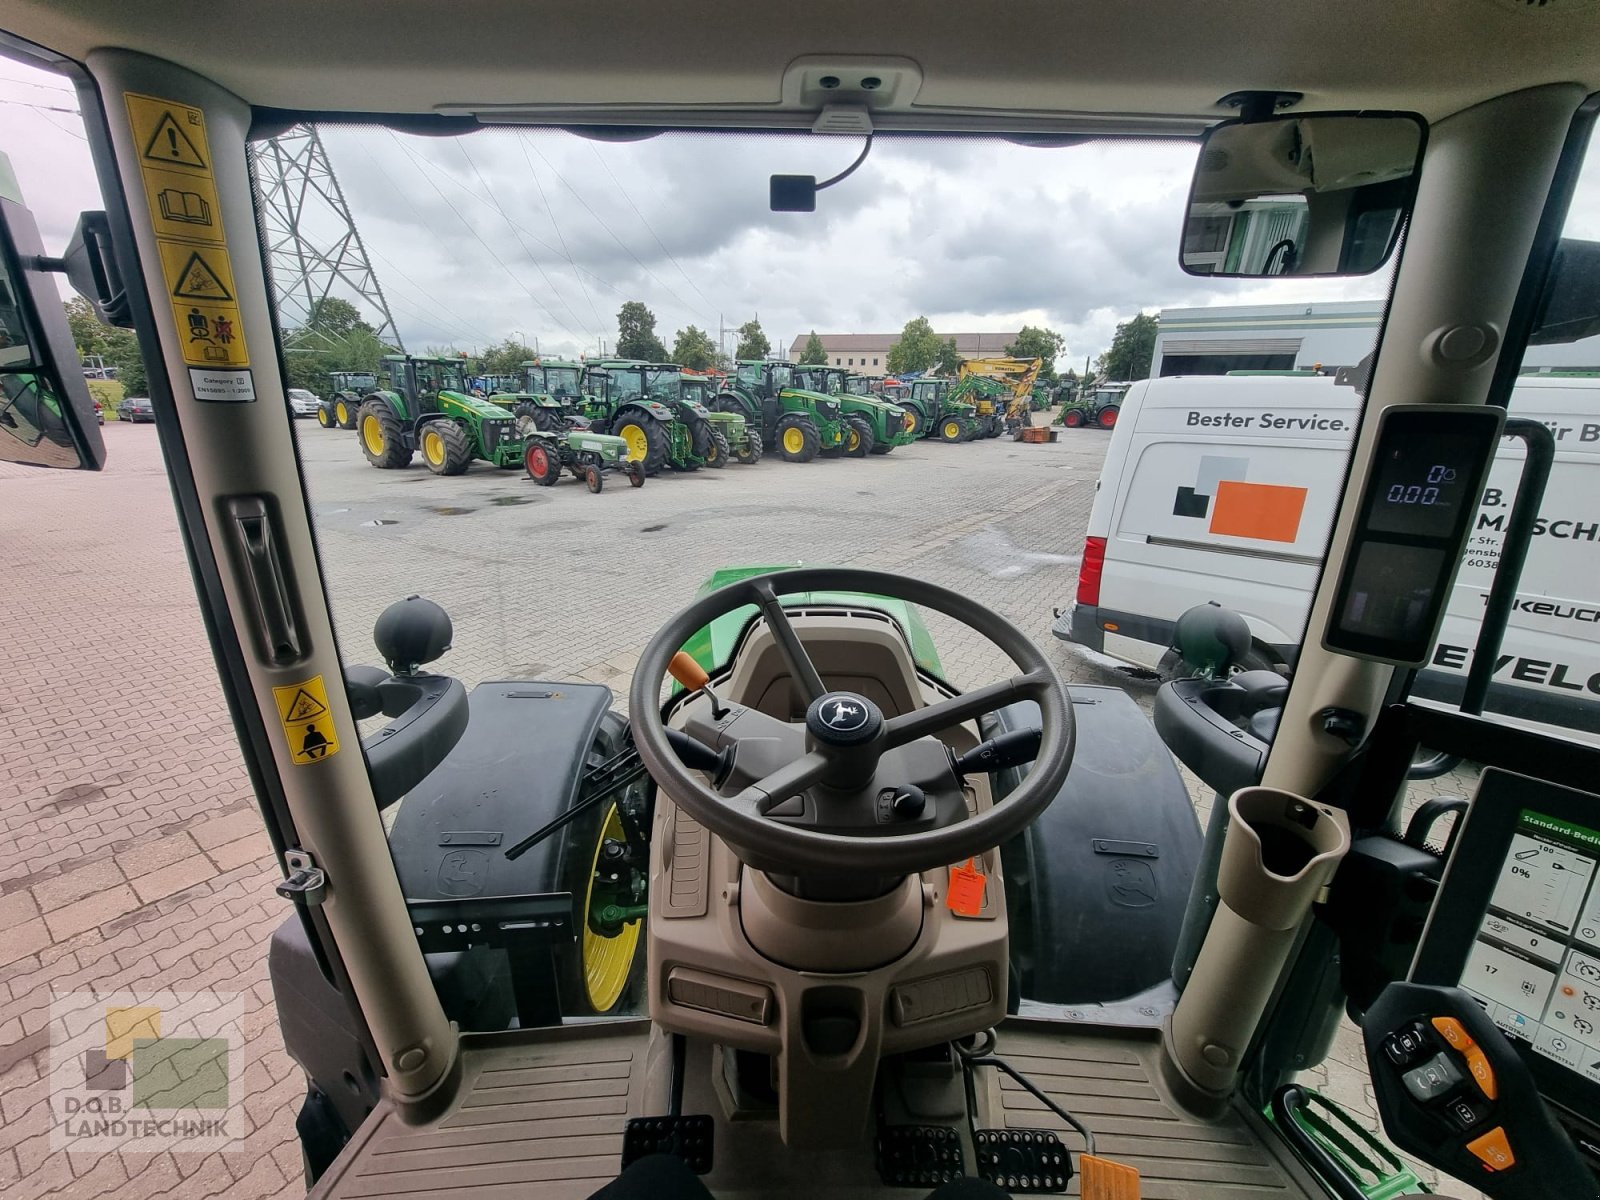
[[187, 368, 255, 403], [272, 676, 340, 766]]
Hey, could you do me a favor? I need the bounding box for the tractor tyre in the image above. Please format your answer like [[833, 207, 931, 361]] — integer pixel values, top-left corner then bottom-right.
[[693, 420, 729, 469], [335, 397, 357, 429], [316, 405, 334, 430], [628, 461, 646, 488], [844, 416, 875, 458], [938, 415, 966, 443], [901, 407, 923, 438], [420, 420, 473, 476], [1061, 408, 1086, 428], [775, 415, 820, 463], [513, 401, 559, 437], [356, 400, 413, 469], [555, 800, 645, 1016], [525, 441, 560, 485], [1097, 404, 1120, 429], [612, 409, 669, 476], [735, 430, 763, 465], [585, 466, 604, 493]]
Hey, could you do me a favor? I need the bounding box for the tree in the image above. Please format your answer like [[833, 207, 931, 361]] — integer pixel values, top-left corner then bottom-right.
[[616, 300, 668, 361], [886, 316, 947, 375], [305, 297, 372, 341], [672, 325, 718, 370], [798, 330, 827, 365], [1097, 312, 1159, 381], [735, 319, 770, 362], [1005, 325, 1067, 377], [478, 338, 537, 375], [937, 337, 960, 376], [64, 297, 148, 395]]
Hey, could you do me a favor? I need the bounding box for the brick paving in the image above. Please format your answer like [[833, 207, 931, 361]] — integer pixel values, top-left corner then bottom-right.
[[2, 417, 1480, 1196]]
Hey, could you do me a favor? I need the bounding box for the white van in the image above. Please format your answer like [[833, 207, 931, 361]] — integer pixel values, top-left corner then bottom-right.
[[1056, 373, 1600, 734]]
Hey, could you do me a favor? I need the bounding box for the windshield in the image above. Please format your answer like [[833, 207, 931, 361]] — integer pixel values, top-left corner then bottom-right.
[[542, 366, 582, 396], [767, 364, 794, 389], [645, 367, 681, 399]]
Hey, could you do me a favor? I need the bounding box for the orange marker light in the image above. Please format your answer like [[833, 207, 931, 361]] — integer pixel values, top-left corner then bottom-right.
[[669, 650, 711, 692]]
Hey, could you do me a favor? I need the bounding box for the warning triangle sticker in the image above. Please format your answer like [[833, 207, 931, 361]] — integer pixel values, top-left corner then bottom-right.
[[170, 251, 234, 302], [282, 689, 328, 723], [142, 111, 207, 169]]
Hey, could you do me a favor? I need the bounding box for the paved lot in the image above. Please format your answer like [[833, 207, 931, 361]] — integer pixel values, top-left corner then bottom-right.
[[1, 416, 1474, 1196]]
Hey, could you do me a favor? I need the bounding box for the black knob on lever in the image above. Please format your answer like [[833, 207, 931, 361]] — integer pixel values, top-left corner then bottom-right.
[[953, 728, 1042, 777]]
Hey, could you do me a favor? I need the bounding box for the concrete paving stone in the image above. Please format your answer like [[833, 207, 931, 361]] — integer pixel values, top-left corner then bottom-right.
[[41, 883, 141, 942], [207, 832, 274, 873], [0, 921, 52, 970], [115, 831, 202, 881], [188, 807, 270, 852], [130, 854, 220, 906], [0, 886, 41, 926], [27, 857, 126, 914]]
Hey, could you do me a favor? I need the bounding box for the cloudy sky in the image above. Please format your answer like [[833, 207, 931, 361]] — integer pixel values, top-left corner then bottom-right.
[[6, 55, 1569, 368]]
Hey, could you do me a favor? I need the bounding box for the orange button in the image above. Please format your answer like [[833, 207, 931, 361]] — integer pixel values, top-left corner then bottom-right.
[[1464, 1045, 1499, 1100], [1467, 1126, 1515, 1171], [1431, 1016, 1475, 1053]]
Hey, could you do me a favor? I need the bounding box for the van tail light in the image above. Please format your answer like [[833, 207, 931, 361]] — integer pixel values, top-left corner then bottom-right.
[[1077, 536, 1106, 607]]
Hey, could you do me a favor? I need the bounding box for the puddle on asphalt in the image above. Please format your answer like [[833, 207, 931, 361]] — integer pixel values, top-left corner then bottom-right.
[[959, 525, 1080, 580], [363, 518, 399, 527], [641, 523, 668, 533], [428, 506, 475, 516], [488, 495, 533, 507]]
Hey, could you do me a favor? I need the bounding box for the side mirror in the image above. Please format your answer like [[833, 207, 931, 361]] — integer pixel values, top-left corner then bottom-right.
[[1180, 113, 1423, 278], [0, 153, 107, 469]]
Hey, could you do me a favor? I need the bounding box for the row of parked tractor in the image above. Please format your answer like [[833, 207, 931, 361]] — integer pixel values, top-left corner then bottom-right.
[[313, 355, 1043, 493]]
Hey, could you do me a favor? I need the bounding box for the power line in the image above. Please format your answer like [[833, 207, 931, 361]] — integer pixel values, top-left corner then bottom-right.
[[587, 142, 721, 325], [519, 136, 606, 334]]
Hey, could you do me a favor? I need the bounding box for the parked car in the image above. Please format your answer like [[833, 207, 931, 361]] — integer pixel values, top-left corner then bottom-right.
[[117, 396, 154, 423], [287, 387, 320, 418]]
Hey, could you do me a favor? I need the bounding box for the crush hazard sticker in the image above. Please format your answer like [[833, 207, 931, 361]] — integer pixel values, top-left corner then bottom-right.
[[271, 676, 340, 766]]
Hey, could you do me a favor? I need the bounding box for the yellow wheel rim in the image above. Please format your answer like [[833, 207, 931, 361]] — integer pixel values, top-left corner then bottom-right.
[[336, 400, 350, 425], [361, 414, 385, 455], [905, 411, 918, 434], [706, 438, 720, 462], [422, 428, 445, 465], [619, 423, 649, 461], [847, 428, 861, 451], [782, 426, 805, 454], [945, 421, 961, 439], [318, 408, 331, 427], [583, 804, 641, 1012]]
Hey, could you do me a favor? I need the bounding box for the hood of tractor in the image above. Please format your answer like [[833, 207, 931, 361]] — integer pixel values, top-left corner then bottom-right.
[[564, 429, 633, 461], [678, 565, 944, 681], [438, 389, 519, 421]]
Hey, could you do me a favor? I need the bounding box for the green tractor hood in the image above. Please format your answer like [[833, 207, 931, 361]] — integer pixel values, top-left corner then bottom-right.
[[677, 564, 944, 683]]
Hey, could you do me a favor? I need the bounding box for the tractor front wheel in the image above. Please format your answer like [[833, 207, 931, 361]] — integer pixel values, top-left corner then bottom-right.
[[612, 410, 669, 476], [775, 415, 820, 463], [316, 405, 334, 430], [628, 461, 646, 488], [1097, 405, 1120, 429], [735, 430, 763, 465], [844, 416, 875, 458], [939, 416, 966, 443], [1061, 407, 1086, 428], [526, 441, 560, 485], [585, 466, 604, 493], [421, 420, 473, 476], [694, 421, 730, 469], [335, 397, 357, 429], [901, 407, 922, 438], [357, 400, 413, 469]]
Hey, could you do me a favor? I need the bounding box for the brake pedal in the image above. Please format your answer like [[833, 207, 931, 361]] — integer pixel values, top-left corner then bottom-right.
[[875, 1124, 965, 1189], [972, 1128, 1071, 1194], [621, 1114, 714, 1174]]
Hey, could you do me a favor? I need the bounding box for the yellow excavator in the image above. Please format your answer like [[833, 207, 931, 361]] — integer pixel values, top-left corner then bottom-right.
[[955, 357, 1042, 436]]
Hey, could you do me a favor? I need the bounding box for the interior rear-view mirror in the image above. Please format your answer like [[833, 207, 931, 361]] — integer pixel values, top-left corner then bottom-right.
[[0, 152, 107, 470], [1181, 113, 1423, 279]]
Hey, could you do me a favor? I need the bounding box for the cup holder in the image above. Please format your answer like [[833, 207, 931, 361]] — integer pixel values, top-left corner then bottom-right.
[[1218, 786, 1351, 930]]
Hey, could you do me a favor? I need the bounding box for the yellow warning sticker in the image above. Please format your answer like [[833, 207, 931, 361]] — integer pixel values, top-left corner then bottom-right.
[[272, 676, 341, 766], [156, 241, 249, 367], [126, 91, 251, 373]]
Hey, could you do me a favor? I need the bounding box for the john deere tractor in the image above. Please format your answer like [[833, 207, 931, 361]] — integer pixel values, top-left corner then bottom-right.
[[900, 377, 978, 442], [679, 375, 761, 464], [711, 360, 845, 463], [791, 366, 916, 456], [583, 360, 721, 475], [490, 360, 593, 437], [318, 370, 377, 430], [354, 355, 522, 475]]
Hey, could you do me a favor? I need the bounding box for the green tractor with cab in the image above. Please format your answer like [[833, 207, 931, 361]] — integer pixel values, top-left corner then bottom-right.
[[901, 377, 979, 442], [792, 365, 917, 456], [318, 370, 377, 430], [711, 359, 846, 463], [490, 359, 594, 437], [679, 374, 761, 464], [583, 360, 730, 475], [355, 354, 522, 474]]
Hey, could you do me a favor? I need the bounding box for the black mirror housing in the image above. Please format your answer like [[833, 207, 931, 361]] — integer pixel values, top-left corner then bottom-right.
[[770, 174, 817, 213]]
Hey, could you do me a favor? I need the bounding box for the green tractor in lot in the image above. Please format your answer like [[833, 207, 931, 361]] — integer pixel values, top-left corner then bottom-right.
[[791, 366, 916, 456], [355, 354, 522, 474], [711, 359, 846, 463], [318, 370, 378, 430], [583, 360, 734, 475], [901, 377, 978, 442], [489, 359, 593, 437], [679, 375, 762, 464]]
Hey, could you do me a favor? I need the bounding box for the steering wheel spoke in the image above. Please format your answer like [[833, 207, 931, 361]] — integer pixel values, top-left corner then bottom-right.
[[883, 671, 1052, 750], [750, 580, 827, 703], [727, 750, 833, 820]]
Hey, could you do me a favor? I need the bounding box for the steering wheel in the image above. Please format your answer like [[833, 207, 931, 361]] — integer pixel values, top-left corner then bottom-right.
[[629, 568, 1075, 876]]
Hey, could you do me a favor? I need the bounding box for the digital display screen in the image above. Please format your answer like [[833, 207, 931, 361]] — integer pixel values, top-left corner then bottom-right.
[[1461, 809, 1600, 1093], [1335, 541, 1447, 644], [1365, 429, 1488, 539]]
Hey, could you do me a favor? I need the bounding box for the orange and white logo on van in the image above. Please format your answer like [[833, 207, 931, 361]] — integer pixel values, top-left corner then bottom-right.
[[1173, 455, 1309, 544]]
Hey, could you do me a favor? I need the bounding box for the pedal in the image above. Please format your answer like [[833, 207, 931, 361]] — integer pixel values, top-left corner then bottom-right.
[[875, 1124, 964, 1188], [973, 1128, 1072, 1193], [621, 1114, 714, 1174]]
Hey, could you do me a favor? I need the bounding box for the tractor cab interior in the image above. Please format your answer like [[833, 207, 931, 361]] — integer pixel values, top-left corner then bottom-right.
[[2, 4, 1600, 1199]]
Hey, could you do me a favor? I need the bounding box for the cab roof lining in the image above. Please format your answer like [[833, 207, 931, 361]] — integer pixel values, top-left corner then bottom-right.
[[5, 1, 1599, 129]]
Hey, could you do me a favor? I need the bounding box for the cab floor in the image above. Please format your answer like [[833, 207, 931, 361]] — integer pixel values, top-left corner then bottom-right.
[[309, 1020, 1320, 1199]]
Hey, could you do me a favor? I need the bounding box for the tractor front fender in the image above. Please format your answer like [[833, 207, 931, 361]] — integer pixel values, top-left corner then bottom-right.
[[619, 401, 675, 424], [364, 389, 407, 421]]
